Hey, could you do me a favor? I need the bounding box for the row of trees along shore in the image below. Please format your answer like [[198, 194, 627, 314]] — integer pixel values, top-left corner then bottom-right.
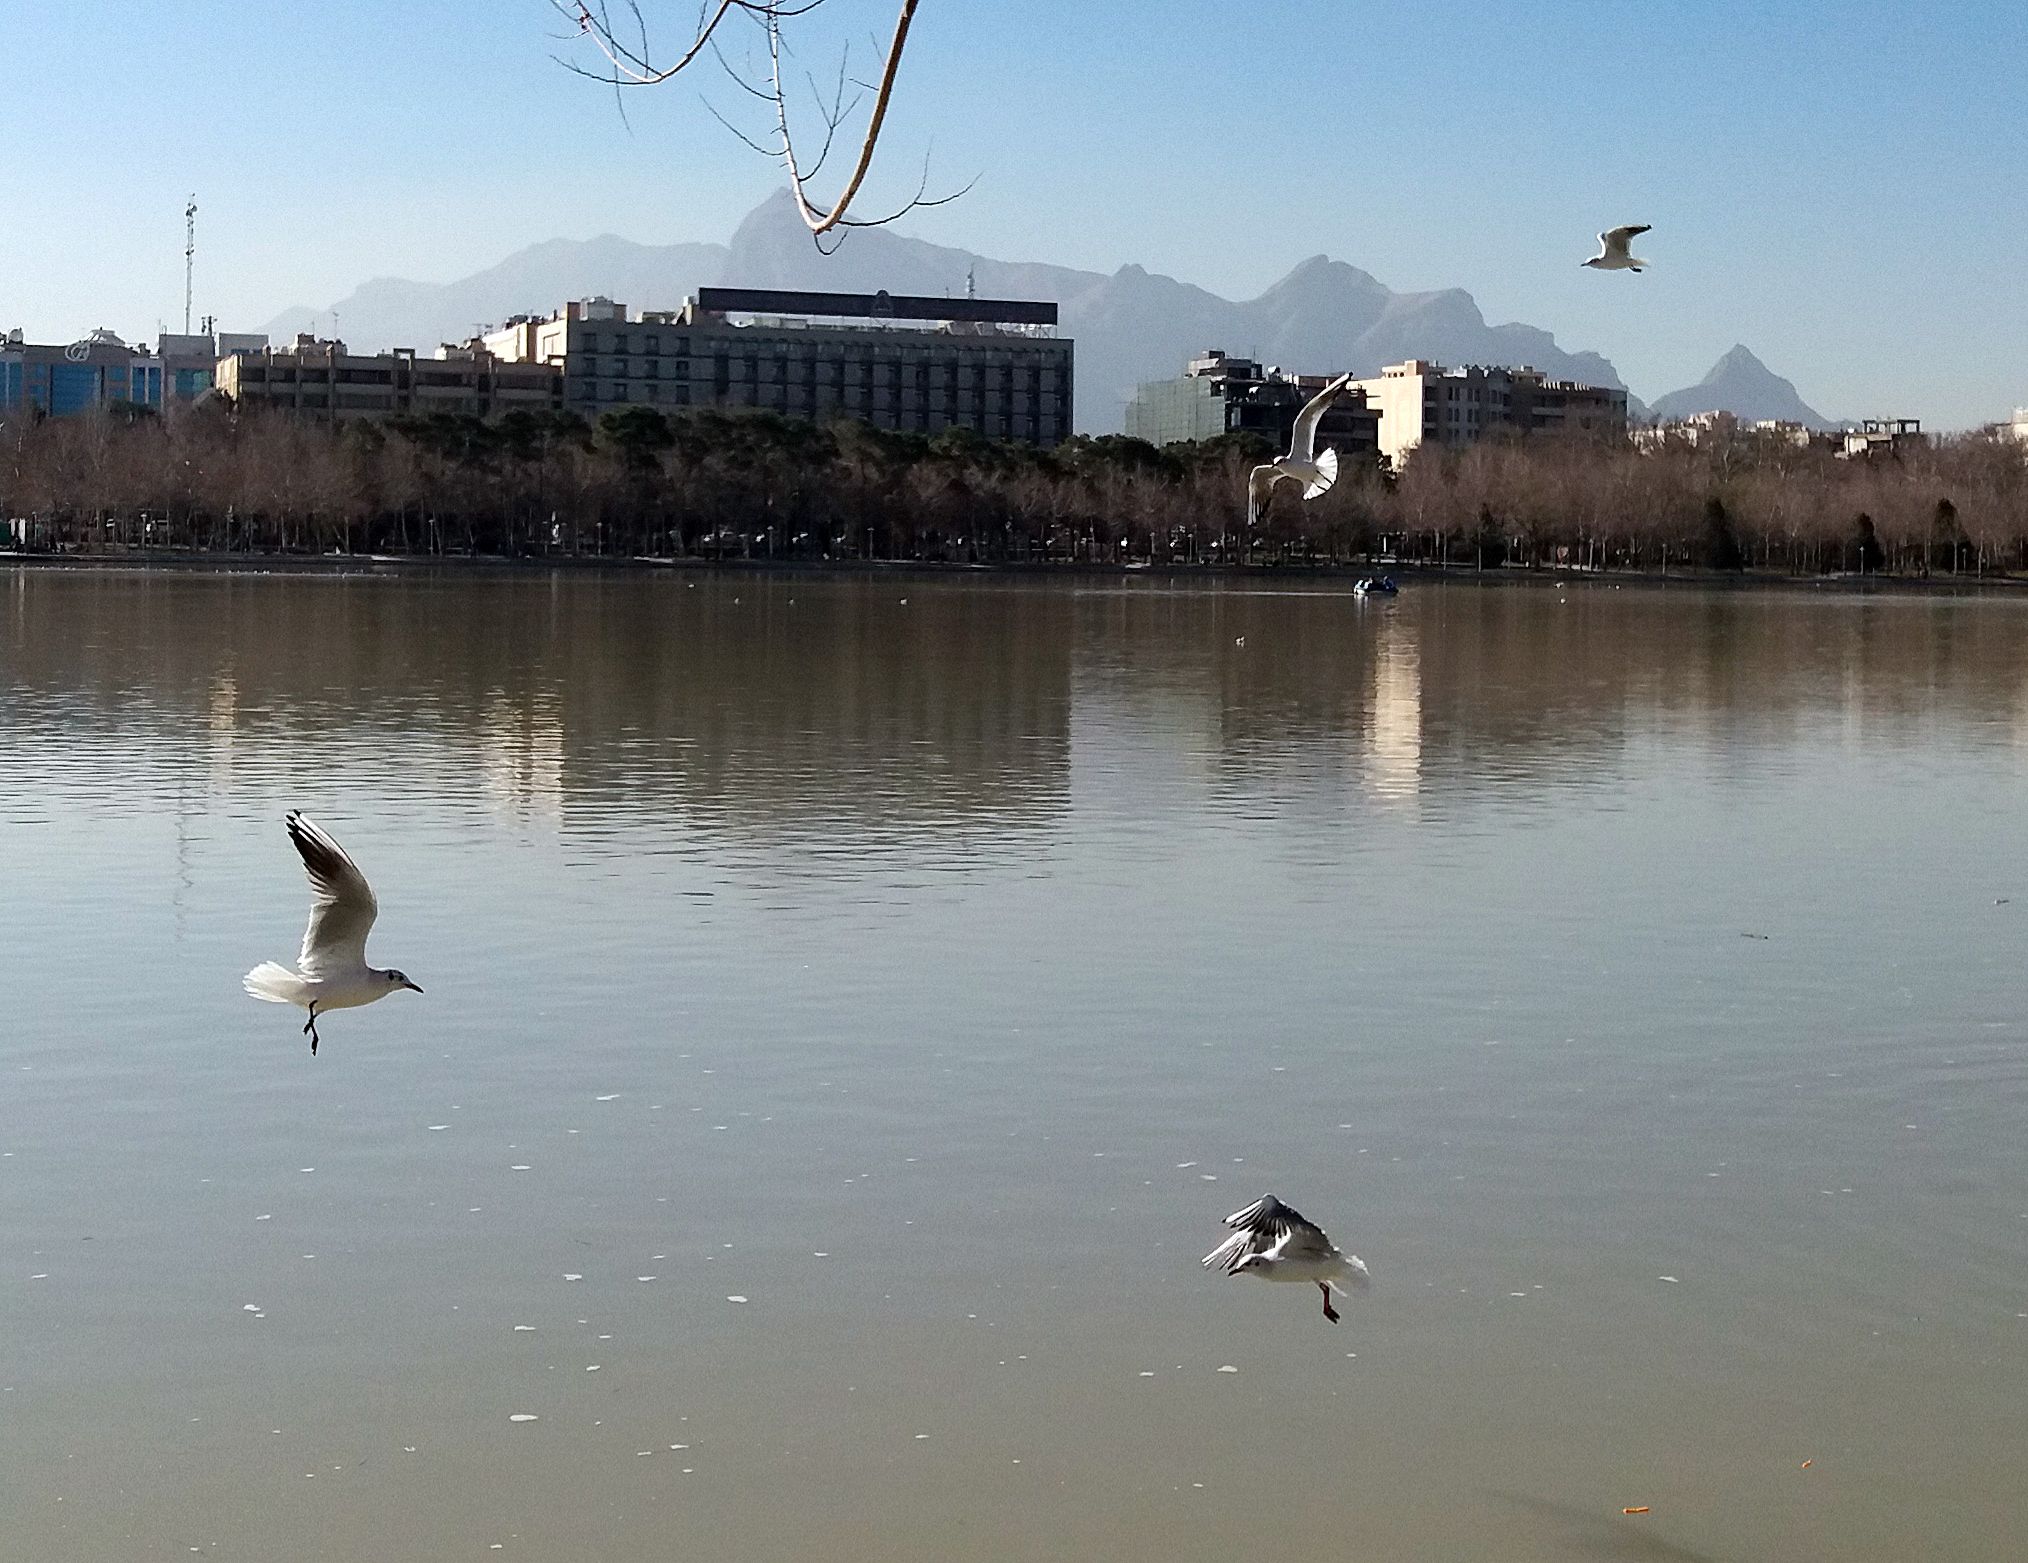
[[5, 399, 2028, 575]]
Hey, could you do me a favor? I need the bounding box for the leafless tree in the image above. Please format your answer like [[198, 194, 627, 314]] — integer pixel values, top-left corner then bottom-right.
[[555, 1, 964, 247]]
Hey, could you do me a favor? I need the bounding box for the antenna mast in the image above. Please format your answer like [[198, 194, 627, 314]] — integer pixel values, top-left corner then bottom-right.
[[183, 195, 197, 335]]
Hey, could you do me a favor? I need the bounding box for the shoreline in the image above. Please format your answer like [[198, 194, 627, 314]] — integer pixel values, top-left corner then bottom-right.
[[6, 548, 2026, 596]]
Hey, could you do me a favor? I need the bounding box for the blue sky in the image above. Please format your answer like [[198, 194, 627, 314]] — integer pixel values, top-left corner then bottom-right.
[[2, 1, 2024, 423]]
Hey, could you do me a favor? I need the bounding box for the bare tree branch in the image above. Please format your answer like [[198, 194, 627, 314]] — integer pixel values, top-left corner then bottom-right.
[[558, 0, 961, 244]]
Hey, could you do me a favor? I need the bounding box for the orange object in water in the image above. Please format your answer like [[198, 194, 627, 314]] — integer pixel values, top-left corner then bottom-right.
[[1623, 1506, 1651, 1515], [1801, 1460, 1814, 1469]]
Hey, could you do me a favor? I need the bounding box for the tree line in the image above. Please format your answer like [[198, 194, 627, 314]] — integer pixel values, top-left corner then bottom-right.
[[4, 400, 2026, 576]]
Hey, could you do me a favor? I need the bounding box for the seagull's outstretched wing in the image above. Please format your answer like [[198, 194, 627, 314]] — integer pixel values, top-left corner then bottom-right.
[[1600, 224, 1650, 257], [1202, 1192, 1336, 1272], [1247, 463, 1279, 528], [287, 812, 379, 977], [1290, 374, 1352, 462]]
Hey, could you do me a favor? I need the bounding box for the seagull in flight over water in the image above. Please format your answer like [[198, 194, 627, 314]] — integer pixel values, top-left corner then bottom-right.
[[1248, 373, 1353, 529], [243, 812, 422, 1055], [1203, 1194, 1370, 1322], [1583, 224, 1652, 272]]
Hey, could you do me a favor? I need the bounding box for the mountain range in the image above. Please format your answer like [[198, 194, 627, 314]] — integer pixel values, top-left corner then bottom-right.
[[265, 190, 1831, 432]]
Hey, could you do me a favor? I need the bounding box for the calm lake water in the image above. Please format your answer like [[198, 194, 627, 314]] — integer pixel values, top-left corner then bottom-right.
[[4, 566, 2027, 1561]]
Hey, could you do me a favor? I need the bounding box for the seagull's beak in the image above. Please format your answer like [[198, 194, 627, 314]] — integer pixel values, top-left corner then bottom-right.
[[401, 979, 424, 994]]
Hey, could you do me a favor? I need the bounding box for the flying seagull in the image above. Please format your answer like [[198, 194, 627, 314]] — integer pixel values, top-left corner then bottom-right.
[[1248, 373, 1352, 528], [1202, 1193, 1370, 1322], [243, 812, 421, 1055], [1583, 224, 1652, 272]]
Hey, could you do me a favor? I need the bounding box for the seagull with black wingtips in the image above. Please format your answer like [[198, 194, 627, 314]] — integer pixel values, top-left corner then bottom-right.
[[243, 812, 422, 1055], [1203, 1193, 1370, 1322], [1247, 373, 1353, 529], [1583, 224, 1652, 272]]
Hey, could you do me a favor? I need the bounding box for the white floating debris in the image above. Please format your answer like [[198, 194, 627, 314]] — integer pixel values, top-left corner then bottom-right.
[[563, 1273, 583, 1282], [726, 1295, 749, 1304], [913, 1433, 929, 1440], [298, 1168, 315, 1174], [1659, 1275, 1680, 1284], [1138, 1371, 1155, 1378], [595, 1095, 619, 1102], [508, 1414, 539, 1423], [510, 1165, 531, 1172], [636, 1276, 658, 1283], [256, 1213, 272, 1221], [243, 1303, 263, 1313], [428, 1125, 448, 1132], [1216, 1365, 1239, 1374], [513, 1325, 536, 1332], [585, 1365, 601, 1372]]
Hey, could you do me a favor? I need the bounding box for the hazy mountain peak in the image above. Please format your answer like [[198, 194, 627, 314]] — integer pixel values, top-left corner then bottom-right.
[[1649, 345, 1832, 429]]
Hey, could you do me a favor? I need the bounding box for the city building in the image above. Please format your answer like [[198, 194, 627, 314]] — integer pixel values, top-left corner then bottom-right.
[[1348, 359, 1628, 468], [1838, 418, 1926, 460], [1997, 408, 2028, 446], [1124, 349, 1380, 456], [217, 336, 564, 421], [483, 288, 1073, 445], [0, 327, 265, 417]]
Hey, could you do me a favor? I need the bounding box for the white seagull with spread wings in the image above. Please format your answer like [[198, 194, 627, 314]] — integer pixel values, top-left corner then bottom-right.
[[1202, 1193, 1370, 1322], [1583, 224, 1652, 272], [243, 812, 422, 1055], [1248, 373, 1353, 528]]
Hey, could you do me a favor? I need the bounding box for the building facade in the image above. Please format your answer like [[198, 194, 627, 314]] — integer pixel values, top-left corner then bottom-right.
[[484, 288, 1073, 445], [1349, 359, 1628, 468], [0, 328, 265, 417], [1838, 418, 1926, 460], [217, 336, 564, 421], [1125, 349, 1380, 456]]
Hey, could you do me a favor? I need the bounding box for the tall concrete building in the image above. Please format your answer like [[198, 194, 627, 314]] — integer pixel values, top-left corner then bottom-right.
[[484, 288, 1073, 445], [1125, 350, 1379, 456], [1349, 360, 1628, 468], [217, 336, 563, 421]]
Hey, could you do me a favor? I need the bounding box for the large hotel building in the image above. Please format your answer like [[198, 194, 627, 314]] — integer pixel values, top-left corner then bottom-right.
[[482, 288, 1073, 446]]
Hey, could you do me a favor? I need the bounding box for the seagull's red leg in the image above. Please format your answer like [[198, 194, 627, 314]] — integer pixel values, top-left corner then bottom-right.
[[1320, 1282, 1340, 1323]]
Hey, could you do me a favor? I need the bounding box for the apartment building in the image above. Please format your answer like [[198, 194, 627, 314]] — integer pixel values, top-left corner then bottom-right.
[[1350, 359, 1628, 467], [1124, 349, 1380, 456], [485, 287, 1073, 445], [217, 336, 563, 421]]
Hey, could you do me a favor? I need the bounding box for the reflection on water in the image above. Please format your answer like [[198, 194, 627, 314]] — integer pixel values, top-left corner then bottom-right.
[[4, 567, 2028, 1562], [1367, 611, 1422, 804]]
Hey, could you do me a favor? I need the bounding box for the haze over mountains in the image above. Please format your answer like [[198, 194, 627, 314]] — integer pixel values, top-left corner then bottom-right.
[[267, 190, 1832, 432]]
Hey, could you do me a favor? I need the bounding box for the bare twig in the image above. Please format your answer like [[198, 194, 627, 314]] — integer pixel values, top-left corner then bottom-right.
[[557, 0, 961, 244]]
